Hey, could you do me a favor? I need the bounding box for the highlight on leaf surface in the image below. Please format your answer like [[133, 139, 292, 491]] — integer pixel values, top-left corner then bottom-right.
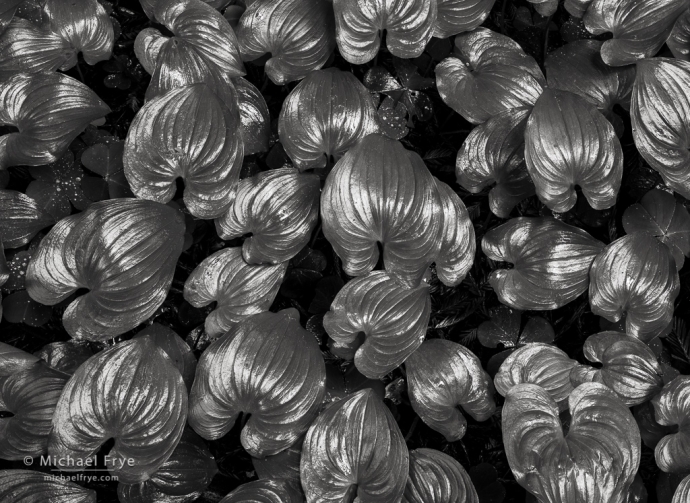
[[183, 247, 287, 337], [435, 28, 545, 124], [482, 217, 604, 311], [0, 361, 69, 459], [235, 76, 270, 155], [0, 341, 39, 376], [524, 88, 623, 213], [403, 448, 479, 503], [333, 0, 436, 64], [668, 9, 690, 60], [622, 188, 690, 270], [26, 199, 185, 341], [0, 189, 54, 248], [455, 107, 534, 218], [324, 270, 431, 379], [33, 340, 93, 375], [216, 168, 320, 265], [188, 309, 326, 458], [236, 0, 336, 84], [124, 83, 243, 219], [673, 475, 690, 503], [0, 0, 24, 34], [651, 375, 690, 473], [300, 389, 409, 503], [134, 324, 197, 390], [503, 382, 641, 503], [405, 339, 496, 442], [630, 58, 690, 199], [583, 0, 689, 66], [117, 429, 217, 503], [494, 343, 577, 411], [48, 337, 188, 484], [279, 68, 380, 170], [433, 0, 495, 38], [0, 469, 96, 503], [0, 73, 110, 170], [220, 479, 304, 503], [589, 233, 680, 343], [569, 331, 663, 406]]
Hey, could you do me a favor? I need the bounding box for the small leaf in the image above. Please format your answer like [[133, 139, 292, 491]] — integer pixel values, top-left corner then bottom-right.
[[2, 290, 52, 326], [81, 141, 133, 199], [378, 96, 409, 140]]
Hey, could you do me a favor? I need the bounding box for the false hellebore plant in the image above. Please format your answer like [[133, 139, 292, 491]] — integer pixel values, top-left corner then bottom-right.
[[1, 0, 690, 502]]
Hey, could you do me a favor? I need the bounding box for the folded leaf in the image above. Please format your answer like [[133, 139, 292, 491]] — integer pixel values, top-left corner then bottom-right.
[[324, 270, 430, 379], [503, 382, 640, 503], [237, 0, 336, 84], [117, 429, 217, 503], [623, 188, 690, 270], [279, 68, 380, 170], [589, 233, 679, 342], [456, 107, 534, 218], [0, 73, 110, 169], [220, 479, 304, 503], [0, 342, 39, 376], [124, 83, 243, 219], [673, 475, 690, 503], [651, 376, 690, 473], [26, 199, 185, 341], [494, 343, 577, 411], [583, 0, 689, 66], [630, 58, 690, 198], [188, 309, 326, 457], [301, 388, 409, 503], [404, 448, 479, 503], [134, 324, 197, 391], [668, 9, 690, 60], [216, 168, 320, 265], [321, 134, 443, 287], [0, 469, 96, 503], [433, 0, 495, 38], [436, 28, 545, 124], [183, 247, 287, 337], [333, 0, 436, 64], [235, 76, 270, 155], [0, 190, 54, 248], [405, 339, 496, 441], [0, 362, 69, 459], [34, 341, 92, 375], [482, 217, 604, 310], [48, 337, 188, 484], [570, 332, 663, 406], [525, 88, 623, 213]]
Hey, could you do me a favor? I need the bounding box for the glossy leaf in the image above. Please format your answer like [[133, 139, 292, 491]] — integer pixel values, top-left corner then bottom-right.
[[0, 362, 69, 459], [435, 179, 476, 286], [456, 107, 534, 218], [279, 68, 380, 170], [405, 339, 496, 441], [26, 199, 185, 341], [0, 342, 39, 376], [570, 331, 663, 406], [433, 0, 495, 38], [0, 189, 54, 248], [673, 475, 690, 503], [48, 337, 188, 484], [503, 382, 640, 503], [495, 343, 577, 411], [117, 429, 217, 503], [124, 83, 243, 219], [324, 270, 431, 379], [34, 341, 92, 375], [235, 76, 270, 155], [668, 9, 690, 61], [482, 217, 604, 310], [583, 0, 689, 66], [333, 0, 436, 64], [183, 247, 287, 337], [436, 28, 545, 124], [0, 73, 110, 170], [0, 469, 96, 503], [216, 168, 320, 265], [237, 0, 336, 84], [404, 448, 479, 503], [134, 324, 197, 391], [0, 0, 23, 34], [301, 389, 409, 503], [651, 376, 690, 473], [525, 88, 623, 213], [589, 233, 680, 342], [220, 479, 304, 503], [622, 189, 690, 270], [188, 309, 326, 457], [630, 58, 690, 198]]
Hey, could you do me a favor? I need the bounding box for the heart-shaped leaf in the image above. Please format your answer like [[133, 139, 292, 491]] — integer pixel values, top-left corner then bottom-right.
[[0, 469, 96, 502], [673, 475, 690, 503], [34, 341, 93, 375], [134, 324, 197, 391], [48, 337, 188, 484], [404, 448, 479, 503], [0, 189, 55, 248], [188, 309, 326, 457], [301, 389, 409, 503], [433, 0, 495, 38], [235, 76, 270, 156], [220, 479, 304, 503], [651, 376, 690, 473]]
